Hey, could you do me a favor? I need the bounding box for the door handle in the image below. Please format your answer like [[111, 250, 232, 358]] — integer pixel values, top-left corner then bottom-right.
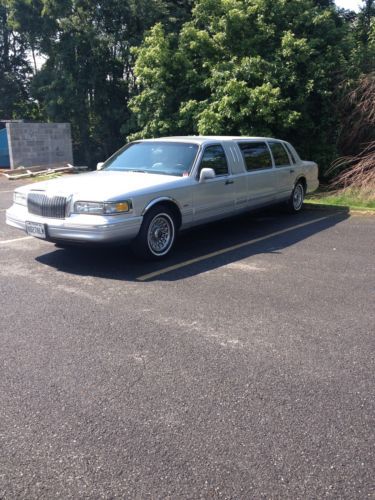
[[225, 179, 234, 185], [290, 169, 295, 173]]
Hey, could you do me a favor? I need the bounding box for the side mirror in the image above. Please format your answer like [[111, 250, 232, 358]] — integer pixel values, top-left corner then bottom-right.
[[199, 168, 215, 182], [97, 162, 104, 171]]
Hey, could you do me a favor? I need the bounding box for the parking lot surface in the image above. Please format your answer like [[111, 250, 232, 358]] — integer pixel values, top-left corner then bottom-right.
[[0, 177, 374, 499]]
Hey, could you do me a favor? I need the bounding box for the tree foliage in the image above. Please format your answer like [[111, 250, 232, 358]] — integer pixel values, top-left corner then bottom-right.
[[130, 0, 359, 172], [338, 72, 375, 155], [0, 0, 373, 174], [0, 0, 37, 118], [3, 0, 193, 164]]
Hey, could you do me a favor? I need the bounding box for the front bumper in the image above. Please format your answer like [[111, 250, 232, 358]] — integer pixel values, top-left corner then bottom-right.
[[6, 204, 143, 244]]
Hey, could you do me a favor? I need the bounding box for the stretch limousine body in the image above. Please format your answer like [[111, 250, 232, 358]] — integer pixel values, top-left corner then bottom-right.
[[6, 136, 319, 259]]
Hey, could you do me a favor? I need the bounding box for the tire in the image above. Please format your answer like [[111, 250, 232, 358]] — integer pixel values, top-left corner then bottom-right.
[[287, 181, 305, 213], [132, 205, 177, 260]]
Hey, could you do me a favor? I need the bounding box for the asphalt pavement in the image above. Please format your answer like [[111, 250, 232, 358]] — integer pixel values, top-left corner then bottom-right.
[[0, 176, 374, 499]]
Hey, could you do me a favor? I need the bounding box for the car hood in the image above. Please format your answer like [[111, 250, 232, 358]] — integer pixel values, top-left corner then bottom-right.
[[21, 170, 183, 201]]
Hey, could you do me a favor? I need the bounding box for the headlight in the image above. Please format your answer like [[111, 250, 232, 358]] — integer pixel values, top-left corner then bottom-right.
[[74, 201, 104, 215], [14, 192, 27, 206], [74, 200, 132, 215], [103, 201, 132, 214]]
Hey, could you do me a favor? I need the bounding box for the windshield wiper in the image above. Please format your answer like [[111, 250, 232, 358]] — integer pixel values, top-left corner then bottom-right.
[[126, 169, 147, 173]]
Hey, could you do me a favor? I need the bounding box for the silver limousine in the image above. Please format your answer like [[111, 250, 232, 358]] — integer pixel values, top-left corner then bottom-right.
[[6, 136, 319, 259]]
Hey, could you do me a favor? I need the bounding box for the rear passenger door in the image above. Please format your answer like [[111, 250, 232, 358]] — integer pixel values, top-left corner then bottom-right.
[[268, 141, 295, 199], [237, 141, 276, 208], [193, 144, 236, 223]]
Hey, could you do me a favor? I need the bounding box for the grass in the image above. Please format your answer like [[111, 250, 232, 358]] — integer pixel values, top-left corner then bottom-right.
[[306, 187, 375, 211]]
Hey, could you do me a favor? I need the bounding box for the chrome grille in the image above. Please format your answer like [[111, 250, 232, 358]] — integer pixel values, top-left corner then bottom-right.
[[27, 192, 67, 219]]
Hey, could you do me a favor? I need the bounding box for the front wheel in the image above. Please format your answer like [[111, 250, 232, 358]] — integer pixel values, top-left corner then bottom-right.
[[132, 206, 176, 260], [287, 181, 305, 213]]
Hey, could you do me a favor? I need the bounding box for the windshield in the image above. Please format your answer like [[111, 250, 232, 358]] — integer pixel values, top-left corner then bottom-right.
[[103, 142, 199, 177]]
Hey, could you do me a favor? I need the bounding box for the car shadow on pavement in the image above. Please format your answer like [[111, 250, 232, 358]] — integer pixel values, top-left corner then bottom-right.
[[36, 207, 349, 282]]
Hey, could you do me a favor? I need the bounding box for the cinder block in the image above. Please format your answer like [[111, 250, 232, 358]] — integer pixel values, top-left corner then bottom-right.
[[7, 122, 73, 169]]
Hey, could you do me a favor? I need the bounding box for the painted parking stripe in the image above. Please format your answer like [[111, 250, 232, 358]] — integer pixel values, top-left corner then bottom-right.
[[0, 236, 33, 245], [137, 214, 336, 282], [0, 190, 15, 194]]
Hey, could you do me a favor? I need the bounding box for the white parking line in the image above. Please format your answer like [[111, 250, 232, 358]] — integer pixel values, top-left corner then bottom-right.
[[0, 190, 15, 194], [0, 236, 33, 245], [137, 214, 336, 281]]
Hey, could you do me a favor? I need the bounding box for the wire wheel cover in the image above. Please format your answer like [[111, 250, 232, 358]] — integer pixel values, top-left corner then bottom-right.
[[147, 214, 174, 255], [293, 184, 304, 210]]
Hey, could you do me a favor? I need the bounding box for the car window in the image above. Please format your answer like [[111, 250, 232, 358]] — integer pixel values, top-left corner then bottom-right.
[[199, 145, 228, 176], [284, 143, 297, 164], [269, 142, 291, 167], [104, 142, 199, 176], [237, 142, 272, 171]]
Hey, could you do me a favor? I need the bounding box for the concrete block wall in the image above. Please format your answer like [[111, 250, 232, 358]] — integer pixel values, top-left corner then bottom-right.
[[6, 122, 73, 169]]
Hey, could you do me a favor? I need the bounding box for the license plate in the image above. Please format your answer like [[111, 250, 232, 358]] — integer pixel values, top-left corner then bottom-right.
[[25, 221, 46, 239]]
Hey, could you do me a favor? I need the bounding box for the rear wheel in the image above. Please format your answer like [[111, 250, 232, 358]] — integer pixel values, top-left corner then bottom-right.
[[287, 181, 305, 213], [132, 205, 176, 260]]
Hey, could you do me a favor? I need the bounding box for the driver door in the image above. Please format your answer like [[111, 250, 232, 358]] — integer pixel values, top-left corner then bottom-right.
[[192, 144, 236, 223]]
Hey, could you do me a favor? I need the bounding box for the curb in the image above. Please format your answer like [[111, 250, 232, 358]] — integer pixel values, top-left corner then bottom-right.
[[1, 164, 88, 180], [305, 203, 375, 216]]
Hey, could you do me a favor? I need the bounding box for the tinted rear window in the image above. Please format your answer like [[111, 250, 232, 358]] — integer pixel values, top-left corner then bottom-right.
[[269, 142, 290, 167], [238, 142, 272, 171], [284, 143, 297, 164]]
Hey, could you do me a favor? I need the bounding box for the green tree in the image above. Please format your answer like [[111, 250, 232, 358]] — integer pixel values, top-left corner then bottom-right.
[[131, 0, 354, 174], [336, 1, 374, 158], [5, 0, 194, 166], [0, 0, 36, 119], [354, 0, 375, 72], [130, 23, 189, 139]]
